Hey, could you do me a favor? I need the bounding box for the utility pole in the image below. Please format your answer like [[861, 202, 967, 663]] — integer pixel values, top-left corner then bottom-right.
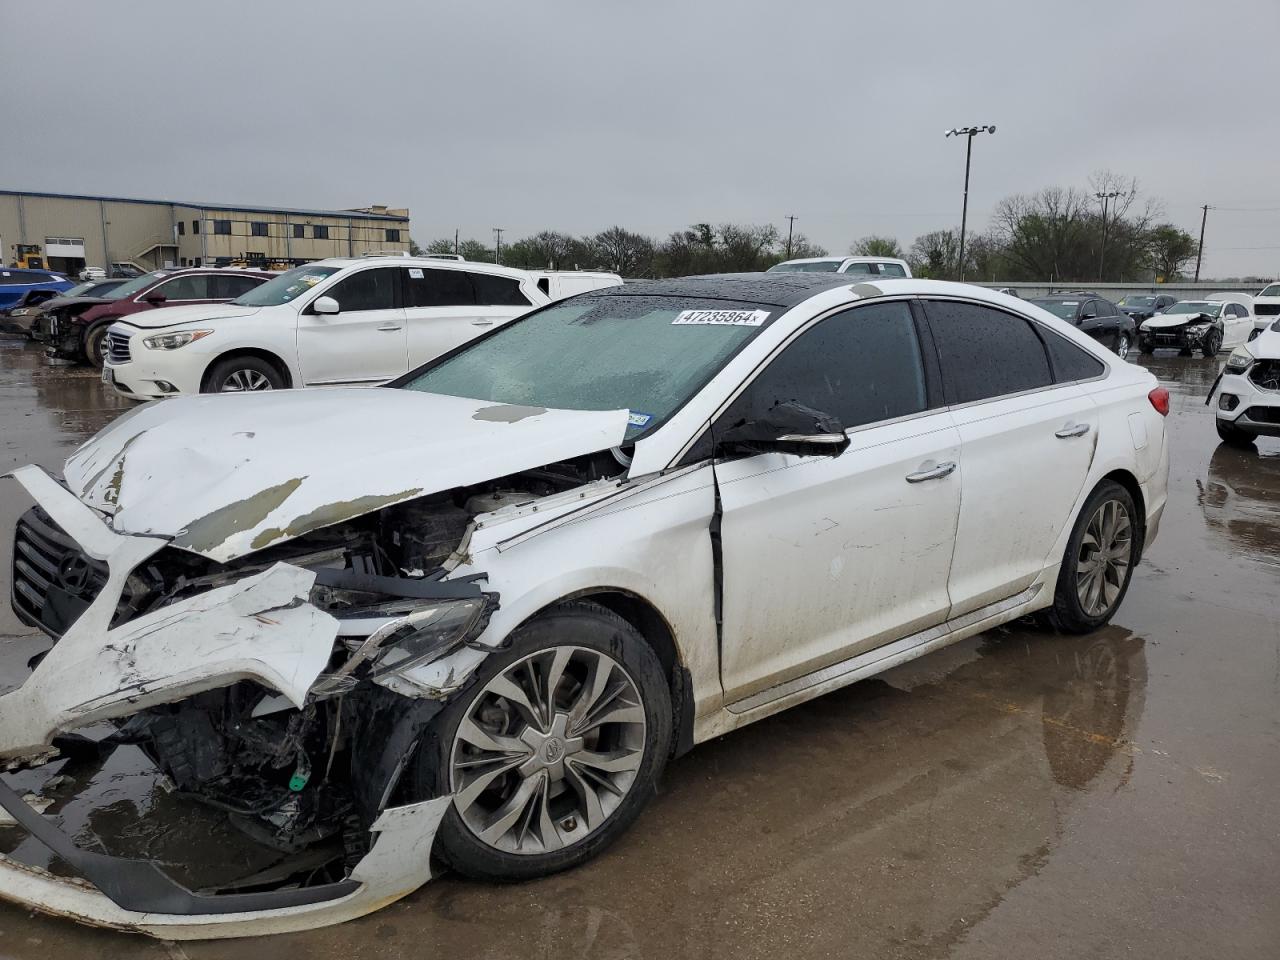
[[493, 227, 504, 264], [454, 228, 459, 256], [785, 215, 797, 259], [1095, 190, 1121, 281], [1194, 205, 1209, 282], [944, 124, 997, 281]]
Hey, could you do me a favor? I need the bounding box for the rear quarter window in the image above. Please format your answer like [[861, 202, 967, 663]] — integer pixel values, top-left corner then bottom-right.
[[1042, 329, 1106, 382]]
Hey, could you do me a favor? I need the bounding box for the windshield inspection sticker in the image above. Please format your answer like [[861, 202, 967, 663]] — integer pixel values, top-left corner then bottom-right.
[[627, 411, 653, 428], [672, 309, 769, 327], [408, 268, 424, 278]]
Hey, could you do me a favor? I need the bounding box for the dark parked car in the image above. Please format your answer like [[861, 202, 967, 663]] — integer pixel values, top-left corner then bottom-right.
[[1029, 293, 1136, 359], [1116, 294, 1177, 327], [48, 268, 273, 366], [18, 279, 128, 340]]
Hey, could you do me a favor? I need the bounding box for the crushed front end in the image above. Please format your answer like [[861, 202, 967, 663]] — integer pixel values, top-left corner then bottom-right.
[[0, 466, 498, 939]]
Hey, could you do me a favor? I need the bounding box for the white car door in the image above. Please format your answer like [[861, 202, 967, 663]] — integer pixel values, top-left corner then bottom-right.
[[404, 267, 532, 369], [1223, 303, 1251, 348], [714, 301, 962, 704], [921, 298, 1102, 618], [297, 267, 407, 384]]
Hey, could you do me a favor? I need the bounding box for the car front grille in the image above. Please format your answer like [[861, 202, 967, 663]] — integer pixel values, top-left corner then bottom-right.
[[1255, 303, 1280, 316], [1243, 406, 1280, 425], [12, 507, 111, 638], [1151, 332, 1186, 346], [106, 330, 131, 364]]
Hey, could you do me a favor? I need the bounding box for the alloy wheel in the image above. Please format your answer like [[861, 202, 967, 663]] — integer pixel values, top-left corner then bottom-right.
[[219, 369, 273, 392], [1116, 333, 1130, 360], [1075, 499, 1132, 617], [449, 645, 647, 855]]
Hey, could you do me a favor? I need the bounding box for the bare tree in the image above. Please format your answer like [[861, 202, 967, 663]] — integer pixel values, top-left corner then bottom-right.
[[591, 226, 656, 276]]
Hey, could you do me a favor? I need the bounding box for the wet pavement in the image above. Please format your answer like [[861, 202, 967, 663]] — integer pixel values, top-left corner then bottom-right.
[[0, 339, 1278, 959]]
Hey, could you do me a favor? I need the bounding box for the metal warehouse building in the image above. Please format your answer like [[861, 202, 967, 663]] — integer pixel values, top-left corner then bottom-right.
[[0, 189, 411, 275]]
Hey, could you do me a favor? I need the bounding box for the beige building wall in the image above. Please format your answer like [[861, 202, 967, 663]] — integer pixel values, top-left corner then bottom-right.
[[1, 192, 409, 273]]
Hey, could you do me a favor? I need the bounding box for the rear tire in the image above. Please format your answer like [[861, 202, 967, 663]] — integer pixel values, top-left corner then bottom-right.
[[1044, 480, 1139, 634], [411, 601, 672, 882], [1216, 419, 1257, 447], [203, 355, 286, 393], [1115, 333, 1131, 360]]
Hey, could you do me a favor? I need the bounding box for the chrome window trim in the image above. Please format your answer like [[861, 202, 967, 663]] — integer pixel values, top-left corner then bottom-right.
[[666, 291, 1114, 468]]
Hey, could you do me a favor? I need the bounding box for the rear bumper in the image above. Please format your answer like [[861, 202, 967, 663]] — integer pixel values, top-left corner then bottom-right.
[[0, 465, 450, 937]]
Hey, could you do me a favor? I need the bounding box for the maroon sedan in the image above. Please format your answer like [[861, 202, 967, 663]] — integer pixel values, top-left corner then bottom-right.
[[48, 268, 274, 366]]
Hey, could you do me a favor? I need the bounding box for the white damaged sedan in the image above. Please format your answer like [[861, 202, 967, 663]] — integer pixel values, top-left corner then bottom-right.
[[1, 275, 1169, 938]]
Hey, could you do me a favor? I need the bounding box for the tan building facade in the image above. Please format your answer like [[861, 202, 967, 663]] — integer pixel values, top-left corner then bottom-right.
[[0, 190, 410, 275]]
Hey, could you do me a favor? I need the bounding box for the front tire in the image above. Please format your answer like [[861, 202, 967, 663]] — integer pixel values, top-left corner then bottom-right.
[[412, 601, 672, 882], [1200, 328, 1222, 358], [1216, 419, 1257, 447], [203, 355, 286, 393], [84, 323, 109, 368], [1138, 339, 1155, 355], [1045, 481, 1139, 634]]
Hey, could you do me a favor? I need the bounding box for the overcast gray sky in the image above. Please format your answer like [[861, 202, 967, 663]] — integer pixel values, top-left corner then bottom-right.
[[3, 0, 1278, 277]]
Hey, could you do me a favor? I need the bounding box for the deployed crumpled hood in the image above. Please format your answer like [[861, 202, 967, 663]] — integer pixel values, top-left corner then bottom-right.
[[1143, 313, 1208, 330], [63, 389, 629, 562], [39, 295, 110, 313], [117, 303, 263, 329]]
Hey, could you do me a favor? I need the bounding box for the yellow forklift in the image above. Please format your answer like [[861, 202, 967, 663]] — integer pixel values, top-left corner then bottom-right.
[[12, 244, 45, 269]]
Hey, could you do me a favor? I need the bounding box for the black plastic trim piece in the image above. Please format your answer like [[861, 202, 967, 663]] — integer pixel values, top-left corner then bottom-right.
[[0, 776, 359, 916], [313, 567, 487, 600]]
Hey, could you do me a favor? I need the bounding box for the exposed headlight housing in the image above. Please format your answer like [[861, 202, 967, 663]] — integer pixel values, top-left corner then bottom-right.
[[1224, 346, 1254, 375], [1184, 323, 1210, 338], [310, 596, 494, 698], [142, 329, 213, 350]]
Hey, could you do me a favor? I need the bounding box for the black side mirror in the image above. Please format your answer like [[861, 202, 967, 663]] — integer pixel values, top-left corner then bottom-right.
[[144, 291, 167, 304], [717, 400, 850, 457]]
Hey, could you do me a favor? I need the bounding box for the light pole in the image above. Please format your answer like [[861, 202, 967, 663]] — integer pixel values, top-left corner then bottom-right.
[[1095, 190, 1121, 281], [944, 124, 996, 281]]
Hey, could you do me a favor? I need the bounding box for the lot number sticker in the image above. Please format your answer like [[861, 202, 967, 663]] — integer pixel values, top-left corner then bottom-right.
[[672, 309, 769, 327]]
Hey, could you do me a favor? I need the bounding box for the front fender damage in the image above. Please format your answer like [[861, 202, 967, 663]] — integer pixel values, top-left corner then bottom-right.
[[0, 466, 475, 937]]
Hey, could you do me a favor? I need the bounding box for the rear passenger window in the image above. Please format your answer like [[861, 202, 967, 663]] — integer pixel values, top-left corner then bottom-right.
[[211, 274, 264, 299], [406, 268, 474, 307], [326, 268, 398, 311], [877, 263, 908, 277], [470, 272, 531, 306], [155, 275, 210, 300], [924, 300, 1053, 404], [721, 301, 928, 432], [842, 262, 875, 276], [1042, 330, 1106, 383]]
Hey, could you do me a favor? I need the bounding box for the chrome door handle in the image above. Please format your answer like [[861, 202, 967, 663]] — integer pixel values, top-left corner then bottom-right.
[[1055, 423, 1091, 439], [470, 319, 495, 327], [905, 461, 957, 483], [376, 324, 403, 332]]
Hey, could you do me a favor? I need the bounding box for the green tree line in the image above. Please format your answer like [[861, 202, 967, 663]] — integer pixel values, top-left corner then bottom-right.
[[414, 171, 1201, 282]]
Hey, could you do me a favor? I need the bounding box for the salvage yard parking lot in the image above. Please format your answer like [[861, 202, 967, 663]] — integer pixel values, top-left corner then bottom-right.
[[1, 338, 1278, 957]]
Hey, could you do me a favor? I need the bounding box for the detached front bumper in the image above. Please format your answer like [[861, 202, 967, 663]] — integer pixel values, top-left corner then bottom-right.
[[0, 466, 452, 937]]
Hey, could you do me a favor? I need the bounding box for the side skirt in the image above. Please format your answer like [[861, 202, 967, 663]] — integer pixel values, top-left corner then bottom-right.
[[720, 584, 1044, 721]]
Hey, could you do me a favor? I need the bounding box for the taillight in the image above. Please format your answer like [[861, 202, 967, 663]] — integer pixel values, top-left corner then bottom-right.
[[1148, 386, 1170, 417]]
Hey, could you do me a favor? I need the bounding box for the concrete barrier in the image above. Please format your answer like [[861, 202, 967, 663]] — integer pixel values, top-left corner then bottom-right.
[[971, 281, 1271, 301]]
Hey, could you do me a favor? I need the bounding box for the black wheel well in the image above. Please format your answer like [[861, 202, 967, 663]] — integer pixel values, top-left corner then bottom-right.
[[201, 348, 292, 391], [1101, 469, 1147, 559], [553, 588, 694, 758]]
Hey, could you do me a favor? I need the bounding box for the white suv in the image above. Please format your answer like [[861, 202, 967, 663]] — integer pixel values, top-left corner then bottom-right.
[[102, 257, 551, 398]]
